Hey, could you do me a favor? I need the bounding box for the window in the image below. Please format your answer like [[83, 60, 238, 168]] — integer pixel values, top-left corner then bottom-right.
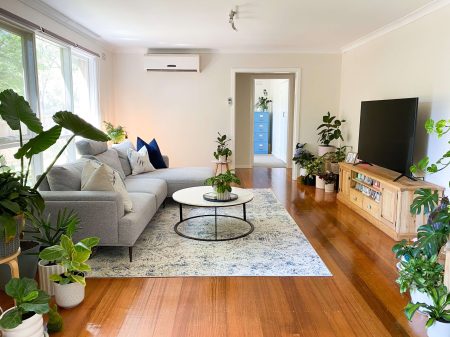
[[0, 20, 100, 176]]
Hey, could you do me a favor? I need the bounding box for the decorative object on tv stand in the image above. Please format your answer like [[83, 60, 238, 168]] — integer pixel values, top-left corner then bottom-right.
[[104, 121, 127, 144], [255, 89, 272, 112], [0, 277, 50, 336], [39, 235, 99, 308], [213, 132, 232, 162], [316, 111, 345, 156], [0, 89, 109, 263], [292, 143, 315, 177], [205, 170, 241, 201], [318, 172, 336, 193], [345, 152, 358, 164], [26, 209, 79, 296]]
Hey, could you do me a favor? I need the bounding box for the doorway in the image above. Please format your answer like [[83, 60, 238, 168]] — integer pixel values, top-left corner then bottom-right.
[[233, 71, 298, 174]]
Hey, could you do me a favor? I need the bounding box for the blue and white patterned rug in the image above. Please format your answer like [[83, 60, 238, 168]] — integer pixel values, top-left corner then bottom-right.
[[88, 189, 331, 277]]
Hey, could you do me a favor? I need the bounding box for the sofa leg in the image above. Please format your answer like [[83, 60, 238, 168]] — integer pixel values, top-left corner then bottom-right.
[[129, 247, 133, 262], [163, 199, 166, 208]]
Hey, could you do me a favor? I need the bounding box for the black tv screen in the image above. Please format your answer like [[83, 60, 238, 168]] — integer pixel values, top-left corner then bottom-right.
[[358, 98, 418, 177]]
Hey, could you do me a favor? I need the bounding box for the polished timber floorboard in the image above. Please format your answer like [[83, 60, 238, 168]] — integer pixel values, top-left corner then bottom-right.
[[0, 168, 427, 337]]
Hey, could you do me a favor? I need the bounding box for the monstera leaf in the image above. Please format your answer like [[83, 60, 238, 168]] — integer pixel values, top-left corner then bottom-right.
[[53, 111, 109, 141], [410, 188, 439, 214], [0, 89, 43, 133], [14, 125, 62, 159]]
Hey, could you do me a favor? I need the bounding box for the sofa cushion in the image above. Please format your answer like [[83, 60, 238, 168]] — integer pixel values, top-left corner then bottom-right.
[[47, 159, 87, 191], [84, 149, 126, 179], [137, 137, 167, 169], [124, 178, 167, 208], [75, 139, 108, 156], [126, 167, 213, 196], [112, 140, 134, 176], [81, 160, 133, 212], [127, 147, 155, 175], [119, 193, 157, 246]]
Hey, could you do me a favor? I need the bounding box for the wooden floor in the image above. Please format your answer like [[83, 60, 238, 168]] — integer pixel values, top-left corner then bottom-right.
[[0, 168, 427, 337]]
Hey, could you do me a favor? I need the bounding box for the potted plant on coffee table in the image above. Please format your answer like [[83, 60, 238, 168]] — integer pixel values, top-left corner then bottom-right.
[[0, 89, 108, 269], [0, 277, 50, 337], [39, 234, 99, 308], [317, 112, 345, 156], [292, 143, 315, 177], [213, 133, 232, 162], [205, 170, 241, 201], [405, 285, 450, 337], [318, 172, 336, 193]]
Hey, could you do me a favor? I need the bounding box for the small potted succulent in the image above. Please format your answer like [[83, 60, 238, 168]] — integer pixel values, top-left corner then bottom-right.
[[292, 143, 315, 177], [205, 170, 241, 201], [213, 133, 232, 162], [0, 278, 50, 337], [104, 121, 127, 144], [39, 234, 99, 308], [317, 112, 345, 156], [396, 254, 443, 309], [405, 285, 450, 337], [255, 89, 272, 111], [318, 172, 336, 193], [27, 209, 79, 296]]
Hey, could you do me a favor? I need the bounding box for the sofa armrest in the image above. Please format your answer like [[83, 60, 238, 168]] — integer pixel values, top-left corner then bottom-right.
[[39, 191, 125, 245], [162, 155, 169, 168]]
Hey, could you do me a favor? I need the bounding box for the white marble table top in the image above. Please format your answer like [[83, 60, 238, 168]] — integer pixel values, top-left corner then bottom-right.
[[172, 186, 253, 207]]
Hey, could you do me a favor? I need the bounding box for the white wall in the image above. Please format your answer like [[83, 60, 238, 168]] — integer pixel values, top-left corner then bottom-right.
[[271, 79, 290, 162], [1, 0, 115, 124], [113, 52, 341, 167], [340, 5, 450, 190]]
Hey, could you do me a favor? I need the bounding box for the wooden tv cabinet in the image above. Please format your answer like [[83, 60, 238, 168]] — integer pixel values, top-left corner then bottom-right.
[[337, 162, 444, 241]]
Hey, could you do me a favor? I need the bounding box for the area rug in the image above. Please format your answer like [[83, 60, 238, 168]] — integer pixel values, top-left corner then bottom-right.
[[88, 189, 331, 277]]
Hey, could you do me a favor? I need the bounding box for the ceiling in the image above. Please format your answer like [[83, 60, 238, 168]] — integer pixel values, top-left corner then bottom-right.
[[39, 0, 434, 52]]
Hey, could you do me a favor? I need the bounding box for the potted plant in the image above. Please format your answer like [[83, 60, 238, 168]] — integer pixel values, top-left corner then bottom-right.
[[213, 133, 232, 162], [255, 89, 272, 112], [205, 170, 241, 201], [104, 121, 127, 144], [0, 89, 108, 263], [324, 145, 350, 174], [405, 285, 450, 337], [317, 112, 346, 156], [396, 254, 443, 307], [39, 234, 99, 308], [306, 157, 325, 189], [318, 172, 336, 193], [292, 143, 315, 176], [26, 209, 79, 295], [0, 277, 50, 337]]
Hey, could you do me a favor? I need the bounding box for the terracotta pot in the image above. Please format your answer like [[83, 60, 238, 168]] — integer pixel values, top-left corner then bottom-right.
[[38, 260, 66, 296], [0, 308, 44, 337]]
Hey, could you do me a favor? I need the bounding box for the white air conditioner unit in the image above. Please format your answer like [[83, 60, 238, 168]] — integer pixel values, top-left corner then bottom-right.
[[144, 54, 200, 72]]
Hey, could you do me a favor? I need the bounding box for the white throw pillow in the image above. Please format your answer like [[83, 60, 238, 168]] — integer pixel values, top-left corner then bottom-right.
[[81, 160, 133, 212], [127, 146, 155, 175]]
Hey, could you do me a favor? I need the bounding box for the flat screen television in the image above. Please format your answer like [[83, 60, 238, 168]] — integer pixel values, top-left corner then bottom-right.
[[357, 98, 418, 180]]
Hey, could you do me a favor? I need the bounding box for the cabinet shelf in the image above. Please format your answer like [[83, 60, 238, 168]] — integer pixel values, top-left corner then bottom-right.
[[352, 178, 381, 192]]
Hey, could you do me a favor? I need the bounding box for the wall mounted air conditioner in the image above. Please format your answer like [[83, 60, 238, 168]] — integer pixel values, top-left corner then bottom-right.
[[144, 54, 200, 72]]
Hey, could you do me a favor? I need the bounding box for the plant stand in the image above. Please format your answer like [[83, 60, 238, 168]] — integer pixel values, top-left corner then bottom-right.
[[0, 248, 20, 279], [213, 159, 231, 175]]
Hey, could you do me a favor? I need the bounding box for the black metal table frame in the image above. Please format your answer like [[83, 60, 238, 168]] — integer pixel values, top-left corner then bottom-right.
[[174, 202, 254, 241]]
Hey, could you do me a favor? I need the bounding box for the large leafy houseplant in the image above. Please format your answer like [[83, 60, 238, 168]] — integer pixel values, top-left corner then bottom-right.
[[104, 121, 127, 144], [396, 255, 443, 294], [205, 170, 241, 194], [0, 277, 50, 330], [0, 89, 109, 246], [39, 234, 99, 286], [213, 133, 232, 161], [317, 112, 346, 146]]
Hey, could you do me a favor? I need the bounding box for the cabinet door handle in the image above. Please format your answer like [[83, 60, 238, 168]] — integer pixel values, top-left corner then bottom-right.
[[260, 114, 263, 118]]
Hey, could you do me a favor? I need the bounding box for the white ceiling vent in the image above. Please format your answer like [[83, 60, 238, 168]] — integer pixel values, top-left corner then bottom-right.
[[144, 54, 200, 72]]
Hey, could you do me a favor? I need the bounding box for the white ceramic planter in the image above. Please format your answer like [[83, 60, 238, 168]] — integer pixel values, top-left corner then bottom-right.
[[315, 177, 325, 189], [410, 288, 433, 312], [38, 260, 66, 296], [0, 308, 43, 337], [317, 145, 335, 157], [330, 162, 340, 175], [218, 155, 228, 163], [324, 183, 335, 193], [53, 281, 85, 308], [427, 320, 450, 337], [299, 167, 308, 176], [215, 191, 231, 201]]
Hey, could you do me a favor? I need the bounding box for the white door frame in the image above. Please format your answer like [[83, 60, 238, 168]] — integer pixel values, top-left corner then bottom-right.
[[230, 67, 301, 180]]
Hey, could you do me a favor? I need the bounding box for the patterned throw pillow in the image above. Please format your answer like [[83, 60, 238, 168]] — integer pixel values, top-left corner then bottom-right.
[[136, 137, 167, 169], [81, 160, 133, 212], [127, 146, 155, 175]]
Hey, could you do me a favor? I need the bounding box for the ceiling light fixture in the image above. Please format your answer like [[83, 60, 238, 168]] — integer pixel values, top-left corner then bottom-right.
[[229, 7, 238, 31]]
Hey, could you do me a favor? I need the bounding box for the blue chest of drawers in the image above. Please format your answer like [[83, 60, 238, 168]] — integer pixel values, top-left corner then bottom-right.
[[254, 111, 271, 154]]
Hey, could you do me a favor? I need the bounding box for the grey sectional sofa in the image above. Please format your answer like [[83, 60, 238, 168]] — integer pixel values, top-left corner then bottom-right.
[[38, 139, 213, 261]]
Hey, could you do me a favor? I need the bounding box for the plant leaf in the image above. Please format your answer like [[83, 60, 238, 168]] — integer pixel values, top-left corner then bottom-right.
[[0, 307, 22, 329], [39, 245, 65, 261], [53, 111, 109, 141], [410, 188, 439, 214], [14, 125, 62, 159], [70, 273, 86, 286], [404, 302, 421, 321], [0, 89, 43, 133], [79, 237, 99, 249]]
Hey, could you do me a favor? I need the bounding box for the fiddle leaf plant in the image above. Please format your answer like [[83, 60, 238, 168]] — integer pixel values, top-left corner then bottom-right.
[[317, 112, 346, 146], [213, 132, 232, 160], [0, 278, 50, 329], [39, 234, 99, 286]]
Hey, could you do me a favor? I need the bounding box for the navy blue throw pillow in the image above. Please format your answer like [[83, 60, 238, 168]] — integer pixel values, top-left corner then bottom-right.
[[136, 137, 167, 169]]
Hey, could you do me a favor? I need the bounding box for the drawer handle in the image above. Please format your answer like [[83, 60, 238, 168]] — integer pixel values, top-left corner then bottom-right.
[[368, 205, 372, 209], [353, 197, 357, 201], [259, 125, 263, 128], [259, 144, 263, 147], [260, 114, 263, 118]]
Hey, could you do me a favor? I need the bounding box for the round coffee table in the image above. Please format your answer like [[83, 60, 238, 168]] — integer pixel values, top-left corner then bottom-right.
[[172, 186, 254, 241]]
